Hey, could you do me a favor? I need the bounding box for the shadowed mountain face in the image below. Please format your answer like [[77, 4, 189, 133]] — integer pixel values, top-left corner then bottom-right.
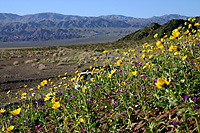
[[0, 13, 192, 42], [119, 17, 200, 42]]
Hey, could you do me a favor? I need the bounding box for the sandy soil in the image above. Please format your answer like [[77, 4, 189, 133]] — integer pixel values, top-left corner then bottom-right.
[[0, 47, 90, 107]]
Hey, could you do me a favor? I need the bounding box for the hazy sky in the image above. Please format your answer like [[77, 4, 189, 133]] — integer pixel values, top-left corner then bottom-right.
[[0, 0, 199, 18]]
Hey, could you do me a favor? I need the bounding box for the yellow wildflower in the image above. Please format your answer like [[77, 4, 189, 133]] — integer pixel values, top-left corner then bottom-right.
[[183, 55, 187, 60], [21, 92, 27, 97], [169, 45, 177, 51], [103, 50, 108, 54], [140, 54, 145, 59], [62, 77, 66, 80], [149, 55, 153, 59], [90, 78, 95, 82], [51, 96, 56, 103], [194, 23, 200, 26], [178, 26, 182, 29], [192, 18, 196, 22], [32, 93, 35, 97], [44, 93, 52, 101], [117, 60, 122, 66], [156, 41, 164, 49], [93, 57, 97, 60], [154, 33, 158, 38], [143, 65, 147, 69], [128, 71, 137, 77], [52, 102, 61, 109], [142, 50, 146, 53], [77, 118, 84, 124], [188, 18, 192, 21], [115, 49, 119, 52], [41, 80, 47, 86], [7, 90, 10, 95], [38, 85, 41, 89], [174, 50, 181, 55], [7, 126, 14, 131], [123, 82, 126, 85], [70, 76, 76, 81], [172, 29, 180, 39], [82, 86, 86, 91], [108, 69, 116, 78], [0, 108, 6, 114], [185, 30, 189, 34], [21, 96, 26, 100], [188, 24, 192, 29], [185, 22, 187, 25], [10, 108, 21, 115], [155, 78, 171, 89]]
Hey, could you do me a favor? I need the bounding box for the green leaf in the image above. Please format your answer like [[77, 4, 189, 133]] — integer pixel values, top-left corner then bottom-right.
[[176, 108, 186, 115], [155, 119, 163, 124]]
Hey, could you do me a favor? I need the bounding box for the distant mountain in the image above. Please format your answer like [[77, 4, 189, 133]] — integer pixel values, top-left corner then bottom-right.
[[0, 13, 190, 25], [119, 16, 200, 42], [99, 14, 189, 25], [0, 13, 88, 23], [0, 13, 194, 42], [0, 18, 133, 42]]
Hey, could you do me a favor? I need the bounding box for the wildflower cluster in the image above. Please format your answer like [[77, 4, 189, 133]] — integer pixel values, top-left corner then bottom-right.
[[0, 17, 199, 132]]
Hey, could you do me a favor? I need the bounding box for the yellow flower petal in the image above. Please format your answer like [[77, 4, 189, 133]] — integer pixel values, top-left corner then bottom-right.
[[52, 102, 60, 109], [10, 108, 21, 115], [7, 126, 14, 131]]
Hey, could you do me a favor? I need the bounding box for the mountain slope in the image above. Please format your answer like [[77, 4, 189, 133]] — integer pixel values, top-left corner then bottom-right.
[[118, 23, 161, 41], [0, 18, 132, 42], [118, 17, 200, 42]]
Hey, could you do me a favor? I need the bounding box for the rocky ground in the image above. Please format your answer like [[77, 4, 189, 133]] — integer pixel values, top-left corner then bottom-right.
[[0, 41, 140, 107], [0, 47, 97, 106]]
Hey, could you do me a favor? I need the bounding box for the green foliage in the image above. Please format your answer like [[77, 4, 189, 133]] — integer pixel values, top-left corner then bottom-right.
[[0, 17, 200, 132], [120, 17, 200, 42]]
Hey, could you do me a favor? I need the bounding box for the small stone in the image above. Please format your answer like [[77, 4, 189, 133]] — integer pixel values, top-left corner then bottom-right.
[[38, 64, 46, 70], [57, 62, 65, 66], [24, 60, 33, 64], [32, 63, 36, 67], [13, 61, 19, 65], [33, 58, 39, 62], [53, 53, 57, 57]]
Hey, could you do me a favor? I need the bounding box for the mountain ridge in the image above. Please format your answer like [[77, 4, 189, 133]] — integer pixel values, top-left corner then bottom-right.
[[119, 17, 200, 42], [0, 13, 194, 42], [0, 13, 191, 23]]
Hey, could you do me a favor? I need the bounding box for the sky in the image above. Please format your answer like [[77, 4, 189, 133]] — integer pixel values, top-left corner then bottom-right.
[[0, 0, 200, 18]]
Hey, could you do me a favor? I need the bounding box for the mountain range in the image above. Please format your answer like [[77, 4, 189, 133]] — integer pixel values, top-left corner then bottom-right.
[[0, 13, 191, 42]]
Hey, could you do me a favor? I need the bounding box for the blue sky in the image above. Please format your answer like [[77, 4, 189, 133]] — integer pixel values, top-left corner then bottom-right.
[[0, 0, 199, 18]]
